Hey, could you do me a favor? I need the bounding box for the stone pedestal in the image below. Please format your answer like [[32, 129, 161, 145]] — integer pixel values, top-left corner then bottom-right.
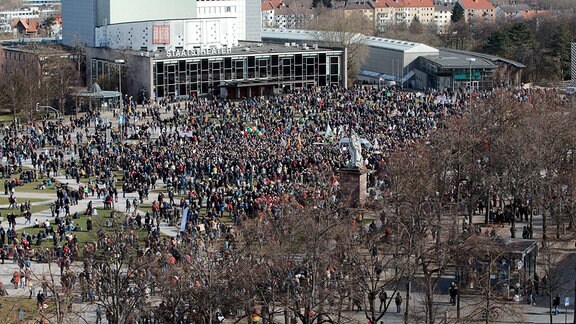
[[338, 167, 368, 208]]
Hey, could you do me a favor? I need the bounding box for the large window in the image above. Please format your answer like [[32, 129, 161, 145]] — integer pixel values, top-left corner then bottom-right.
[[152, 50, 343, 98]]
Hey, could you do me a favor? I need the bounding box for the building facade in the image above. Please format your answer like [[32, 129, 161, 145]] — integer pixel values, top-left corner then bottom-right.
[[262, 28, 524, 90], [434, 3, 453, 33], [457, 0, 495, 24], [87, 43, 345, 100]]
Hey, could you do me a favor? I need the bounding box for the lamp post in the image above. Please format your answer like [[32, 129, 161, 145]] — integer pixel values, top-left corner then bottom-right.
[[114, 59, 125, 142], [114, 59, 125, 109], [466, 58, 476, 107], [466, 57, 476, 101]]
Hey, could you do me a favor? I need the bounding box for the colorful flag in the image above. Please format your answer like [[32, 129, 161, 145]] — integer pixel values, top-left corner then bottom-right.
[[296, 134, 302, 152]]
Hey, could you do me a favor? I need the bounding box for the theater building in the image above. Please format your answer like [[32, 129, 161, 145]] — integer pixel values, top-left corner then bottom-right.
[[87, 41, 345, 100], [62, 0, 346, 100]]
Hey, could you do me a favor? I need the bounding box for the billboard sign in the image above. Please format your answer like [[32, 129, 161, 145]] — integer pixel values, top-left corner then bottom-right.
[[153, 25, 170, 44], [454, 71, 481, 81]]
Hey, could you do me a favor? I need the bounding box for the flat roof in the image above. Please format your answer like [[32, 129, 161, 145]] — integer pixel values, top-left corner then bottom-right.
[[421, 53, 495, 69], [0, 42, 73, 58], [262, 28, 439, 54], [438, 47, 526, 68]]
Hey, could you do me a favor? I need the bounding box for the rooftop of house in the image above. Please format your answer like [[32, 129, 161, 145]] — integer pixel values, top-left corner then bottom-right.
[[12, 18, 40, 33], [518, 9, 550, 20], [402, 0, 434, 8], [343, 0, 375, 10], [458, 0, 494, 11], [274, 6, 315, 15], [261, 0, 284, 11], [434, 3, 454, 11], [496, 4, 532, 13]]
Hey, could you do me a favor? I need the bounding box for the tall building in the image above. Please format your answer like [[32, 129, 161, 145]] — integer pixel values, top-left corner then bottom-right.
[[62, 0, 261, 47], [61, 0, 97, 47]]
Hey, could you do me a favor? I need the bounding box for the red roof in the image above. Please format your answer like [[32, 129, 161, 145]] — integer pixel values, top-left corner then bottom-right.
[[459, 0, 494, 10], [261, 0, 284, 10], [12, 18, 40, 33]]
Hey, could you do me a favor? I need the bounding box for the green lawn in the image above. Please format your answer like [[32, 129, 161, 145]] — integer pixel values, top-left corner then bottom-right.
[[21, 210, 159, 249], [0, 296, 43, 323], [137, 204, 152, 215], [0, 204, 50, 216], [20, 217, 96, 249], [2, 179, 58, 194], [0, 114, 14, 122], [0, 198, 48, 206]]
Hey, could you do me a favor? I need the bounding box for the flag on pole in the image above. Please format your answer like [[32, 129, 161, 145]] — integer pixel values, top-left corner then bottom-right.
[[324, 124, 332, 139]]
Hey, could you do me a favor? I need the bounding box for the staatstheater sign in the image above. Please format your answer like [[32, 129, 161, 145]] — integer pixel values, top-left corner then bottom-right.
[[166, 47, 232, 58]]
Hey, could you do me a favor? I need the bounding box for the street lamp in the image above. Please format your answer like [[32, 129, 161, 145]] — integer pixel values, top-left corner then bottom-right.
[[466, 58, 476, 104], [115, 59, 125, 142], [114, 59, 125, 109]]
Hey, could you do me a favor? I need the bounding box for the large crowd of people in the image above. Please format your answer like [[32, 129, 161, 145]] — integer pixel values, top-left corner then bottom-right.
[[0, 84, 476, 320], [0, 85, 471, 253]]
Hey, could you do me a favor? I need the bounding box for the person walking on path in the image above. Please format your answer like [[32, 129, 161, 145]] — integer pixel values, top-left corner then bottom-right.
[[0, 281, 9, 307], [395, 293, 402, 313], [11, 270, 20, 289], [96, 305, 102, 324], [553, 294, 560, 315]]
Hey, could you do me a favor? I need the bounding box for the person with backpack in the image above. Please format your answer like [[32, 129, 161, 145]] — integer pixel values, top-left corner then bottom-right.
[[395, 293, 402, 313], [378, 289, 388, 312]]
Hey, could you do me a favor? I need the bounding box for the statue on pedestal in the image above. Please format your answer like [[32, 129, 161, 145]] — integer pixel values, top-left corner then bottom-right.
[[348, 130, 363, 169]]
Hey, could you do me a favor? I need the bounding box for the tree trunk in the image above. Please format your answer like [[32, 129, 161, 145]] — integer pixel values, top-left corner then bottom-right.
[[485, 191, 491, 225], [542, 208, 547, 249], [404, 280, 412, 323], [426, 276, 435, 324], [548, 294, 553, 324]]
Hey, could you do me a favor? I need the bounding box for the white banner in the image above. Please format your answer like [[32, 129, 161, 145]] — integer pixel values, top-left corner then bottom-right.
[[178, 131, 194, 138], [179, 207, 189, 232]]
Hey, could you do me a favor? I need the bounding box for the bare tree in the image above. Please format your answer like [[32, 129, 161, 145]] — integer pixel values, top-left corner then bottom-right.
[[539, 247, 569, 324], [306, 10, 368, 87], [455, 236, 523, 324]]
